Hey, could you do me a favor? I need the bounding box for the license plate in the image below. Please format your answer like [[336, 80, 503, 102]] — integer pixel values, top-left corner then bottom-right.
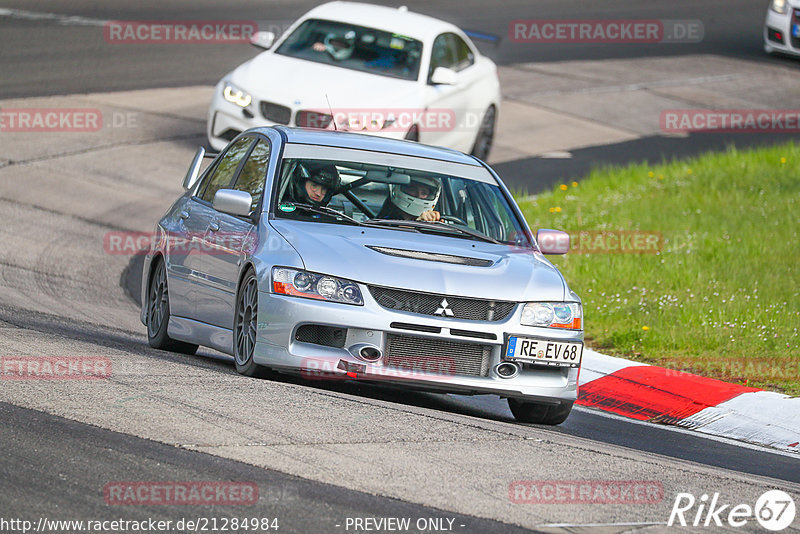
[[505, 336, 583, 367], [793, 23, 800, 38]]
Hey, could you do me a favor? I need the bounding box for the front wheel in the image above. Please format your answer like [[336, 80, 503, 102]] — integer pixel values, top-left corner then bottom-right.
[[233, 269, 272, 378], [508, 398, 573, 425], [146, 259, 198, 354], [470, 106, 496, 161]]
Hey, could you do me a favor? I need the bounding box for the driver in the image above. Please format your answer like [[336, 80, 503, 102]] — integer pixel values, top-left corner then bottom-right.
[[312, 30, 356, 60], [284, 161, 341, 207], [377, 176, 441, 221]]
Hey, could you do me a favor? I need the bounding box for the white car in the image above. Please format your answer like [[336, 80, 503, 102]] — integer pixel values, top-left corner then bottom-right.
[[764, 0, 800, 57], [207, 1, 500, 160]]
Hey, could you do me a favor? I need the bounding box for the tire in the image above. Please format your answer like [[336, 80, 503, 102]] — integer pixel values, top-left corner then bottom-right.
[[404, 124, 419, 142], [146, 259, 198, 355], [470, 106, 496, 161], [233, 269, 272, 378], [508, 398, 573, 425]]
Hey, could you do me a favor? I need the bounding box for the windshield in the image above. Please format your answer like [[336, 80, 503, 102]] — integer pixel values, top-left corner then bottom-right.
[[275, 19, 423, 81], [273, 158, 532, 247]]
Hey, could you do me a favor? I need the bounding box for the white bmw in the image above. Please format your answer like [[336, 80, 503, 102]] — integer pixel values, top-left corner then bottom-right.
[[207, 1, 501, 160]]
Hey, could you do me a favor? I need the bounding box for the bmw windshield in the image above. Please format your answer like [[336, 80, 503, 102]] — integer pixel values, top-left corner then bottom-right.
[[275, 19, 423, 81], [273, 156, 532, 248]]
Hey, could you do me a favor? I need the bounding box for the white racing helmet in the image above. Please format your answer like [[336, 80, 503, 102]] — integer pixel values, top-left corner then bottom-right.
[[324, 30, 356, 60], [389, 176, 441, 218]]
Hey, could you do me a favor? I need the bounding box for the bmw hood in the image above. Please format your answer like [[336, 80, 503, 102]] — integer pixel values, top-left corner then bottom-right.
[[270, 221, 567, 302], [229, 52, 419, 112]]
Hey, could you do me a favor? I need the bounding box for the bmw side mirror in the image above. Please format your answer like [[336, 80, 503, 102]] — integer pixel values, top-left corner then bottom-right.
[[213, 189, 253, 217], [536, 229, 570, 255], [250, 31, 275, 50], [182, 147, 206, 191], [430, 67, 458, 85]]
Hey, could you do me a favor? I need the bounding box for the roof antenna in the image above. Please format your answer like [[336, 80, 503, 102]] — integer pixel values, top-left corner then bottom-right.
[[325, 94, 338, 131]]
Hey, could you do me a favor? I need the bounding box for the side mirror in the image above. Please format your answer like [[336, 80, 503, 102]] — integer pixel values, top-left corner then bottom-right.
[[250, 31, 275, 50], [430, 67, 458, 85], [213, 189, 253, 217], [183, 147, 206, 191], [536, 229, 570, 255]]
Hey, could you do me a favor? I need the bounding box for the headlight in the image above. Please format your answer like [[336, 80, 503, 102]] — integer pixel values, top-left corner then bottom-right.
[[771, 0, 788, 14], [521, 302, 582, 330], [272, 267, 363, 306], [222, 82, 252, 108]]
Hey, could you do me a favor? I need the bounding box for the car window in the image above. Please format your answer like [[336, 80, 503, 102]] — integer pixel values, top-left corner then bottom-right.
[[233, 140, 270, 213], [275, 19, 423, 81], [429, 33, 456, 78], [274, 158, 531, 247], [450, 34, 475, 71], [198, 137, 253, 203]]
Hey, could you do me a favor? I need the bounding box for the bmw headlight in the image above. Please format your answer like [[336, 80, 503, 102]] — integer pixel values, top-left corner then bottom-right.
[[272, 267, 363, 305], [223, 82, 252, 108], [521, 302, 582, 330], [771, 0, 788, 14]]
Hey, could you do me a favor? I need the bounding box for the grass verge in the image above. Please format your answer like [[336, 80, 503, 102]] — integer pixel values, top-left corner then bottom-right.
[[515, 142, 799, 395]]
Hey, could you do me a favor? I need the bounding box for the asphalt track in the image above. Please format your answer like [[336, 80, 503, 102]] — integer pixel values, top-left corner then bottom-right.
[[1, 1, 799, 532]]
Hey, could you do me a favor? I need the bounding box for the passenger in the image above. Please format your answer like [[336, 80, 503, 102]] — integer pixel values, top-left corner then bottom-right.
[[284, 161, 341, 207], [377, 176, 441, 221]]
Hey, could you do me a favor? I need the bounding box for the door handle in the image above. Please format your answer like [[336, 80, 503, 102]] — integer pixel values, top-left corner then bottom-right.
[[208, 221, 220, 232], [179, 211, 190, 220]]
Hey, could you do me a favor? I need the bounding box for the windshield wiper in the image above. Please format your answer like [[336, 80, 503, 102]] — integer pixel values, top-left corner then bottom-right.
[[364, 219, 501, 244], [281, 203, 364, 226]]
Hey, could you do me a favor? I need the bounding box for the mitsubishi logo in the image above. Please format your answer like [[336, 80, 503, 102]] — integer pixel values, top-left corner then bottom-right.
[[434, 298, 454, 317]]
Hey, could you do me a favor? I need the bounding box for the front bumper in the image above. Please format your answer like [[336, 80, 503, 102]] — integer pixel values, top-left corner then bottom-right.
[[207, 91, 411, 152], [764, 7, 800, 56], [253, 289, 581, 403]]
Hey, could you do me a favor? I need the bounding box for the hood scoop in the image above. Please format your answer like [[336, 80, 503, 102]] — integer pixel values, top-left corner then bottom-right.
[[366, 246, 493, 267]]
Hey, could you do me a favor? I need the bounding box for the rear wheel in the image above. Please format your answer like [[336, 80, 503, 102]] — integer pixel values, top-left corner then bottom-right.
[[508, 398, 573, 425], [233, 269, 271, 378], [146, 259, 198, 354], [470, 106, 496, 161]]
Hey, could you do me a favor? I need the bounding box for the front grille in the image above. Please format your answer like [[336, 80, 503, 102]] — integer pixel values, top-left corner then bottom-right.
[[296, 110, 333, 129], [369, 286, 515, 321], [295, 324, 346, 348], [384, 334, 491, 377], [390, 322, 441, 334], [260, 101, 291, 124]]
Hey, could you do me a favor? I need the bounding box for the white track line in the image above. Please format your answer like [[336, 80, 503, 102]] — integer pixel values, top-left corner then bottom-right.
[[0, 8, 108, 27]]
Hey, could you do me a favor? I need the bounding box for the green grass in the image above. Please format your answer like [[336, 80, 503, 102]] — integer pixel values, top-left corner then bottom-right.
[[515, 143, 800, 395]]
